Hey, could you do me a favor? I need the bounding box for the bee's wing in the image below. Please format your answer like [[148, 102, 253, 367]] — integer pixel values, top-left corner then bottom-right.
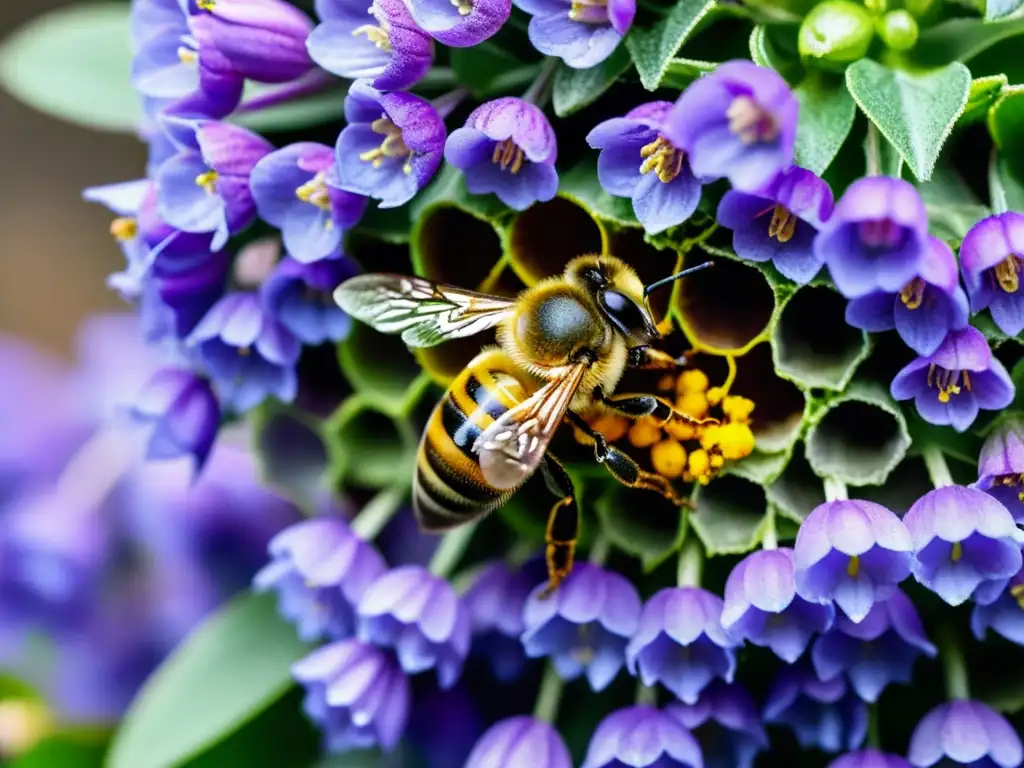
[[333, 273, 514, 348], [472, 362, 590, 491]]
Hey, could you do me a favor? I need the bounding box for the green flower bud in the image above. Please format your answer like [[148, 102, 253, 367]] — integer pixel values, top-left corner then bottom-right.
[[879, 9, 919, 51], [798, 0, 875, 71]]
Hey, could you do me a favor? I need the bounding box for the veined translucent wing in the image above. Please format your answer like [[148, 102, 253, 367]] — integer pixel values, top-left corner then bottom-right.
[[472, 363, 590, 491], [333, 273, 514, 348]]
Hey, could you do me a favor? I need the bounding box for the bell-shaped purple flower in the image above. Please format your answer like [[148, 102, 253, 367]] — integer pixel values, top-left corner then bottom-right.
[[763, 662, 868, 754], [971, 567, 1024, 646], [625, 586, 737, 704], [514, 0, 634, 69], [829, 750, 913, 768], [521, 562, 641, 692], [446, 97, 558, 212], [134, 181, 218, 268], [582, 705, 703, 768], [811, 589, 936, 702], [465, 716, 573, 768], [254, 516, 386, 641], [335, 81, 445, 209], [189, 0, 314, 84], [186, 292, 301, 412], [890, 326, 1014, 433], [977, 419, 1024, 523], [908, 700, 1023, 767], [261, 256, 356, 345], [463, 560, 542, 682], [130, 367, 220, 471], [717, 166, 834, 284], [904, 485, 1022, 606], [667, 682, 768, 768], [666, 60, 798, 193], [722, 547, 834, 663], [794, 499, 913, 623], [960, 212, 1024, 337], [146, 249, 231, 342], [846, 236, 970, 356], [405, 0, 510, 47], [291, 638, 410, 753], [816, 176, 930, 299], [250, 143, 367, 264], [357, 564, 471, 689], [586, 101, 701, 234], [156, 119, 273, 251], [307, 0, 433, 90]]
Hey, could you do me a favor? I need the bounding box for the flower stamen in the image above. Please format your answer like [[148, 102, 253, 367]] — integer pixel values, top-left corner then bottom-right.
[[900, 278, 926, 310], [859, 219, 900, 249], [994, 473, 1024, 503], [195, 170, 218, 195], [568, 0, 609, 23], [950, 541, 963, 562], [177, 45, 198, 65], [767, 204, 797, 243], [491, 138, 525, 174], [847, 555, 860, 577], [110, 217, 138, 242], [359, 116, 411, 169], [450, 0, 473, 16], [352, 24, 392, 51], [296, 172, 332, 211], [196, 0, 215, 10], [726, 96, 778, 144], [994, 254, 1022, 293], [639, 136, 685, 183], [927, 364, 971, 403], [1011, 582, 1024, 608]]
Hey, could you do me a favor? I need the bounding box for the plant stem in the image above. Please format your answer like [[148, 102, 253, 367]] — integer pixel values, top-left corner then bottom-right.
[[589, 534, 612, 567], [762, 508, 778, 550], [429, 521, 479, 577], [532, 665, 565, 723], [676, 538, 704, 587], [939, 625, 971, 700], [865, 122, 882, 176], [823, 476, 848, 502], [867, 704, 882, 748], [635, 680, 659, 705], [523, 57, 558, 106], [237, 70, 336, 113], [351, 484, 407, 540], [989, 147, 1009, 215], [922, 444, 955, 489]]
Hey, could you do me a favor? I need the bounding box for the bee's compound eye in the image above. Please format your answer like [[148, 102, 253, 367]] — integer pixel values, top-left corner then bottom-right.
[[601, 289, 627, 312], [599, 289, 656, 341]]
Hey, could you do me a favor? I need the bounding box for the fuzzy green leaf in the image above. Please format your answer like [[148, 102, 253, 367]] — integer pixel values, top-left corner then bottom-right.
[[627, 0, 716, 90], [793, 73, 856, 175], [959, 74, 1008, 125], [660, 58, 717, 89], [913, 16, 1024, 66], [595, 485, 688, 572], [749, 25, 804, 84], [988, 86, 1024, 181], [107, 592, 309, 768], [450, 44, 539, 98], [560, 160, 638, 228], [0, 3, 139, 133], [553, 47, 633, 117], [998, 154, 1024, 213], [845, 59, 971, 181]]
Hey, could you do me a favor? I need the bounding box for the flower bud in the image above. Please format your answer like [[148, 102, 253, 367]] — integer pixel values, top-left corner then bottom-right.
[[798, 1, 874, 71], [879, 10, 918, 51]]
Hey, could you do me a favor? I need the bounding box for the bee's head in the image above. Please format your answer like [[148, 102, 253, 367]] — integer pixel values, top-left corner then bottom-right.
[[565, 255, 659, 344]]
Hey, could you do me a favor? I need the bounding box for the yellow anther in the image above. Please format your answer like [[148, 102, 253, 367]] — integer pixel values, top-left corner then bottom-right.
[[928, 364, 970, 403], [900, 278, 926, 310], [296, 172, 332, 211], [665, 421, 697, 442], [177, 46, 198, 65], [714, 423, 755, 460], [359, 117, 411, 169], [1011, 583, 1024, 608], [768, 204, 798, 243], [110, 217, 138, 242], [195, 170, 218, 194], [352, 23, 392, 51], [688, 449, 712, 484], [628, 417, 662, 449], [651, 439, 686, 479], [677, 391, 709, 420], [722, 395, 755, 423], [450, 0, 473, 16], [710, 453, 725, 468], [677, 369, 709, 395], [847, 555, 860, 577], [726, 96, 778, 144], [491, 139, 525, 174], [196, 0, 215, 9], [951, 541, 963, 562], [568, 0, 608, 22], [994, 255, 1021, 293], [706, 386, 726, 407], [639, 136, 686, 183], [591, 413, 629, 443]]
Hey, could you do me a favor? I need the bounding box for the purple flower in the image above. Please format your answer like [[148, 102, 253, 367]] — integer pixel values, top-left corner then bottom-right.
[[794, 499, 913, 623], [250, 143, 367, 264], [253, 516, 385, 642], [83, 180, 157, 300], [971, 567, 1024, 646], [828, 750, 913, 768], [625, 586, 737, 704], [130, 367, 220, 471], [890, 326, 1014, 433], [404, 0, 510, 47], [145, 250, 232, 342], [446, 97, 558, 212], [186, 292, 301, 412], [666, 60, 798, 193], [586, 101, 701, 234], [908, 700, 1023, 767], [291, 639, 410, 753], [816, 176, 930, 299], [763, 662, 868, 754], [513, 0, 634, 68], [357, 564, 471, 689], [846, 236, 970, 356], [521, 562, 641, 692], [262, 256, 357, 345], [463, 560, 542, 682], [904, 485, 1022, 606], [156, 119, 273, 251], [582, 705, 703, 768], [465, 716, 573, 768], [811, 589, 936, 702], [307, 0, 433, 90], [335, 81, 445, 209], [977, 419, 1024, 522], [960, 212, 1024, 337], [721, 547, 835, 663], [190, 0, 314, 84], [667, 682, 768, 768], [716, 166, 834, 284]]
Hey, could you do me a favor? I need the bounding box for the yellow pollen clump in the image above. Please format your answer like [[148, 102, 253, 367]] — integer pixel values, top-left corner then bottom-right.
[[677, 369, 709, 395], [628, 417, 662, 448], [702, 422, 755, 460], [651, 440, 686, 478], [995, 254, 1022, 293], [196, 0, 215, 9], [900, 278, 926, 310], [688, 449, 712, 485], [110, 217, 138, 242], [706, 386, 726, 407], [722, 395, 755, 423], [664, 420, 697, 442], [847, 555, 860, 577], [195, 170, 218, 194], [450, 0, 473, 16], [677, 391, 709, 421], [928, 364, 971, 403], [591, 413, 630, 443], [768, 205, 797, 243], [951, 541, 963, 562], [639, 136, 686, 184], [492, 138, 525, 174]]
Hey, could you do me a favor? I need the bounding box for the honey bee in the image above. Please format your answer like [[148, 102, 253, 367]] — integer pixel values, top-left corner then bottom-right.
[[333, 255, 714, 594]]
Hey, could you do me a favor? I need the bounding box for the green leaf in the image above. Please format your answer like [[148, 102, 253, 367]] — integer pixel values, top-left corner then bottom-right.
[[0, 3, 139, 133], [988, 86, 1024, 181], [410, 163, 510, 224], [12, 731, 109, 768], [959, 74, 1008, 125], [626, 0, 716, 90], [559, 160, 638, 228], [845, 59, 971, 181], [691, 475, 770, 556], [986, 0, 1024, 21], [660, 58, 717, 89], [595, 485, 688, 572], [749, 25, 804, 84], [233, 90, 346, 133], [553, 47, 633, 118], [106, 592, 309, 768], [450, 44, 539, 98], [793, 73, 856, 175], [324, 396, 418, 489], [997, 154, 1024, 212], [913, 16, 1024, 67]]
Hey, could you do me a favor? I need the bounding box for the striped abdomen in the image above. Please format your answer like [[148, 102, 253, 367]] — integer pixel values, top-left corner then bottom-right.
[[414, 348, 531, 532]]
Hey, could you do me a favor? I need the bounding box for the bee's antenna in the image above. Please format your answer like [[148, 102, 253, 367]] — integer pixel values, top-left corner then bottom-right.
[[643, 261, 714, 299]]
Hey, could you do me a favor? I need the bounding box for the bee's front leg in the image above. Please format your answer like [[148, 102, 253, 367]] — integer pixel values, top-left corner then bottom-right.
[[538, 454, 579, 599], [627, 346, 694, 370]]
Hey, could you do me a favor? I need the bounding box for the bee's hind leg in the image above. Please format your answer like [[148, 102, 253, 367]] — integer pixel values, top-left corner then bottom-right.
[[538, 454, 579, 600]]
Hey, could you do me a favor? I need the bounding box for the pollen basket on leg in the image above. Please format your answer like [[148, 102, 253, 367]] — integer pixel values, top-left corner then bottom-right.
[[492, 139, 525, 174], [639, 136, 685, 183]]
